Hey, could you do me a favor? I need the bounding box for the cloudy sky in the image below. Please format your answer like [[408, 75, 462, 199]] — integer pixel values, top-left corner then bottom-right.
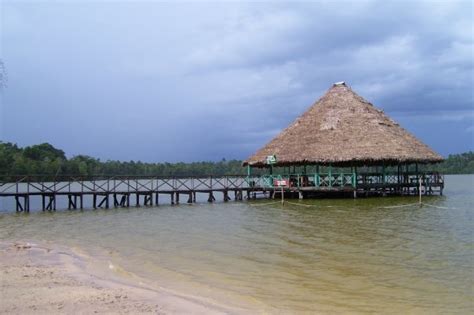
[[1, 0, 473, 162]]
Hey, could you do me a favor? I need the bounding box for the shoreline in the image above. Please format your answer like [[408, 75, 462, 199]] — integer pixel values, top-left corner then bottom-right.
[[0, 240, 245, 314]]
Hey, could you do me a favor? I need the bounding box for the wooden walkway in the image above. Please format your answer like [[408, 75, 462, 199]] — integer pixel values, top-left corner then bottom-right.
[[0, 173, 444, 212]]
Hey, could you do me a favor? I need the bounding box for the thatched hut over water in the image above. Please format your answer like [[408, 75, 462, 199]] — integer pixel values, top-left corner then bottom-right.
[[244, 82, 444, 198]]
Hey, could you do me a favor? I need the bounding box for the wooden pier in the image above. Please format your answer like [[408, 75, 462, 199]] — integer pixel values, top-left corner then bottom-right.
[[0, 172, 443, 212]]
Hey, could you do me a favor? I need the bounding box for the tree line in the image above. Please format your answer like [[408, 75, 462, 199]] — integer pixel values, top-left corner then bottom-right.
[[0, 142, 247, 180], [0, 142, 473, 180]]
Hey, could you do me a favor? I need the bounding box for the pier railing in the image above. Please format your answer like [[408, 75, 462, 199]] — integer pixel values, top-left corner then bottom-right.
[[0, 172, 444, 195], [246, 172, 444, 189], [1, 172, 444, 195]]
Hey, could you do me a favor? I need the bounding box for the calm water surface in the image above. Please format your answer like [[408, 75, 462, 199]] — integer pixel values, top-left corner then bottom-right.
[[1, 175, 473, 313]]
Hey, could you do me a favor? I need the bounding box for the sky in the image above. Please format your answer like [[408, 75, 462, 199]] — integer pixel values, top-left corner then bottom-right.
[[1, 0, 473, 162]]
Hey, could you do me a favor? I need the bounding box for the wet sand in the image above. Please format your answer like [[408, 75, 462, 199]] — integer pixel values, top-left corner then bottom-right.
[[0, 241, 236, 314]]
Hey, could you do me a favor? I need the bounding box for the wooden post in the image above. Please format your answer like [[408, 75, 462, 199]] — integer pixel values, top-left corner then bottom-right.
[[329, 165, 332, 188], [382, 164, 386, 184], [281, 185, 284, 205], [419, 174, 422, 206], [316, 165, 320, 187], [208, 192, 215, 202]]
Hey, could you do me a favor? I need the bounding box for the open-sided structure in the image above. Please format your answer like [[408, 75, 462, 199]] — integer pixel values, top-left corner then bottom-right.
[[243, 82, 444, 198]]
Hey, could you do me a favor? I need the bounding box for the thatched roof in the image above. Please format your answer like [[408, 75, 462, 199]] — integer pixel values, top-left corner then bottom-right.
[[244, 82, 443, 167]]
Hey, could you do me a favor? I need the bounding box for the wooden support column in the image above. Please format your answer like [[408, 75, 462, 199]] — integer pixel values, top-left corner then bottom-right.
[[298, 190, 304, 199], [187, 193, 193, 204], [68, 194, 77, 209], [97, 194, 109, 208], [208, 192, 215, 203], [328, 165, 332, 188], [175, 192, 180, 204], [15, 196, 20, 212], [223, 190, 231, 202], [144, 193, 152, 206], [16, 196, 29, 212]]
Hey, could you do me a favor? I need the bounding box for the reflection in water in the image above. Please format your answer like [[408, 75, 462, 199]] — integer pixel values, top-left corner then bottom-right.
[[0, 175, 472, 313]]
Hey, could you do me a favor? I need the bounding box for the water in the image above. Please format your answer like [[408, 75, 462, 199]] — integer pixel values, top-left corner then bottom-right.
[[0, 175, 472, 313]]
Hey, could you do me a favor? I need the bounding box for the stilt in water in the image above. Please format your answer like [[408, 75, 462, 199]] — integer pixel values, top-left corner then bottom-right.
[[15, 195, 29, 212], [97, 194, 109, 209], [223, 190, 231, 202], [68, 194, 78, 209], [42, 194, 56, 211], [208, 192, 215, 203], [143, 193, 152, 206]]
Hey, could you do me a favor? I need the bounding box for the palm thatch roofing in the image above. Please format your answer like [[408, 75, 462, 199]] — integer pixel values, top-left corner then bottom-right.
[[244, 82, 443, 167]]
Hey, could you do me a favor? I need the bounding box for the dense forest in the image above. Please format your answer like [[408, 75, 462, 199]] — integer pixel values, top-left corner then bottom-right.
[[0, 142, 473, 179], [0, 142, 246, 179]]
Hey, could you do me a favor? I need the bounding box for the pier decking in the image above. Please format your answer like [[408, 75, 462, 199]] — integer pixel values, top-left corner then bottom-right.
[[0, 172, 444, 212]]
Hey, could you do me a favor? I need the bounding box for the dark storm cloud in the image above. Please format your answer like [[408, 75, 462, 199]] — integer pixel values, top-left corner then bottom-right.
[[1, 0, 473, 161]]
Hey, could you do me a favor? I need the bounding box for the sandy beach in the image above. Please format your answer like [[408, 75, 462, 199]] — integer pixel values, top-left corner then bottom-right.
[[0, 241, 237, 314]]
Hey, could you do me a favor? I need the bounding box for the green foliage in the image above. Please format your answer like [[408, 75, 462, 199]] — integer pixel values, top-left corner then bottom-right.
[[0, 142, 472, 180], [0, 142, 247, 179], [23, 143, 66, 161], [431, 151, 474, 174]]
